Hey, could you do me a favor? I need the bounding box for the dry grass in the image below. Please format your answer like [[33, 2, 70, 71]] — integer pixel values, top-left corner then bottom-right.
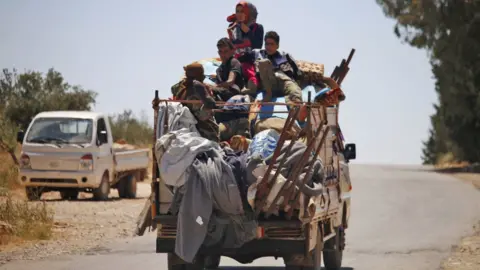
[[0, 195, 54, 246], [0, 151, 54, 247], [434, 156, 480, 269], [442, 222, 480, 270]]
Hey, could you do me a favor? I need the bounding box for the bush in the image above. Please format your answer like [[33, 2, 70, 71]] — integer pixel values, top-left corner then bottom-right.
[[0, 142, 53, 245], [0, 195, 54, 245], [0, 152, 54, 245], [109, 109, 153, 146]]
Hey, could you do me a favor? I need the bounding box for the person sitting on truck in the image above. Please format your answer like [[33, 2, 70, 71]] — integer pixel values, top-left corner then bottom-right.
[[170, 63, 220, 142], [211, 38, 244, 101], [227, 1, 264, 97], [211, 38, 251, 141], [253, 31, 308, 121]]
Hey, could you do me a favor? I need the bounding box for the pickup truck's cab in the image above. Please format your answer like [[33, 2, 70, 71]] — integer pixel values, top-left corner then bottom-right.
[[17, 111, 149, 201]]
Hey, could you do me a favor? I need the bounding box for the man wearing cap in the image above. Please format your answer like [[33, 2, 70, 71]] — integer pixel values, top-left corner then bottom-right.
[[171, 63, 220, 142]]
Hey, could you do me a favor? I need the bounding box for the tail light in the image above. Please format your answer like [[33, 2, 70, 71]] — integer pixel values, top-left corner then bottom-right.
[[79, 154, 94, 170], [20, 154, 31, 169], [256, 226, 265, 239]]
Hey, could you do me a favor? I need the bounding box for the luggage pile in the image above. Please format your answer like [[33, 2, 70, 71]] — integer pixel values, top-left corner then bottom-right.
[[149, 50, 354, 263]]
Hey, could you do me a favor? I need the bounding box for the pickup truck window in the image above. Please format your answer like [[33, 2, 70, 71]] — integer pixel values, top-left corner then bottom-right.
[[96, 118, 109, 144], [25, 117, 93, 145]]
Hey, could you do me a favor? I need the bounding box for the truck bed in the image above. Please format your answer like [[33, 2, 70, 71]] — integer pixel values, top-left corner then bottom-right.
[[114, 148, 149, 172], [155, 175, 340, 225]]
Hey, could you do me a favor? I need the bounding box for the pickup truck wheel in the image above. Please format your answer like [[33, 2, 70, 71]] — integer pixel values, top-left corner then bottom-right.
[[118, 174, 137, 199], [26, 187, 42, 201], [167, 253, 186, 270], [205, 255, 221, 269], [93, 174, 110, 201], [322, 227, 344, 270], [60, 190, 79, 200], [167, 253, 205, 270], [185, 255, 205, 270]]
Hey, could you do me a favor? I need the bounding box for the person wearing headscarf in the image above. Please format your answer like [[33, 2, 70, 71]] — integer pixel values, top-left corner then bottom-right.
[[227, 1, 264, 98], [170, 63, 220, 142]]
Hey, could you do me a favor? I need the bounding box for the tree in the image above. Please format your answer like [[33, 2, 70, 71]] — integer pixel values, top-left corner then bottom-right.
[[0, 68, 98, 164], [109, 109, 153, 146], [376, 0, 480, 163]]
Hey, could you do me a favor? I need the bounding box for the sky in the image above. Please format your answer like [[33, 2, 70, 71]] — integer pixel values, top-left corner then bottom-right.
[[0, 0, 437, 165]]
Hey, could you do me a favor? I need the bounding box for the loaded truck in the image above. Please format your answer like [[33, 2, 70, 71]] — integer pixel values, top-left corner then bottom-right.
[[16, 111, 150, 201], [139, 49, 357, 270]]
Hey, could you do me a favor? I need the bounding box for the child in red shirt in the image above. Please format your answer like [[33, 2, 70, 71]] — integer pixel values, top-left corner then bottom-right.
[[227, 1, 264, 96]]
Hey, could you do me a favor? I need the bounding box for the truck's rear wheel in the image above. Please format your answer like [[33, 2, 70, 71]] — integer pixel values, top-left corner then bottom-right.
[[26, 187, 42, 201], [168, 253, 185, 270], [117, 174, 137, 199], [167, 253, 205, 270], [60, 190, 79, 200], [93, 174, 110, 201], [205, 255, 221, 269], [186, 255, 205, 270], [322, 226, 344, 270]]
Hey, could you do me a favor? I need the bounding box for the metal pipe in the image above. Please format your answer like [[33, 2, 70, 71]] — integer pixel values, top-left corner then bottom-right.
[[156, 99, 326, 108], [151, 90, 160, 217]]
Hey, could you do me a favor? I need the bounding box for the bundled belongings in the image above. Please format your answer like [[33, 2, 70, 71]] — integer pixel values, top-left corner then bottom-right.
[[155, 103, 257, 263], [216, 94, 252, 141], [245, 129, 325, 217]]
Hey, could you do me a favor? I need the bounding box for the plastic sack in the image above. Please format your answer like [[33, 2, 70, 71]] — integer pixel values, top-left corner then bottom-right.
[[247, 129, 280, 160]]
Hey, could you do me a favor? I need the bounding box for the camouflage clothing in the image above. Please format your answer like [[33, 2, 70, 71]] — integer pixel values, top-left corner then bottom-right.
[[255, 56, 302, 104], [171, 79, 220, 142]]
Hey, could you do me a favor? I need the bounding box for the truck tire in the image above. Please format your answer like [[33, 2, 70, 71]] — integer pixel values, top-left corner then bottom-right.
[[205, 255, 221, 269], [186, 255, 205, 270], [60, 190, 79, 200], [117, 174, 137, 199], [93, 174, 110, 201], [167, 253, 205, 270], [284, 225, 322, 270], [26, 187, 42, 201], [322, 226, 344, 270], [168, 253, 185, 270]]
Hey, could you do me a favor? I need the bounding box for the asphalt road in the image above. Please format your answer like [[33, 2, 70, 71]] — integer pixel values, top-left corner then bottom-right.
[[2, 164, 480, 270]]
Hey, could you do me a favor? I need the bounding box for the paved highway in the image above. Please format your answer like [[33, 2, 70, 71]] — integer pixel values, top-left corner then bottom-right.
[[2, 164, 480, 270]]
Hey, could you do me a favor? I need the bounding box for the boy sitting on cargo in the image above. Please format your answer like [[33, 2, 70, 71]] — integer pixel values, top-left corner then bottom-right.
[[170, 63, 220, 142], [253, 31, 308, 121], [227, 1, 264, 97], [211, 38, 244, 101], [212, 38, 251, 141]]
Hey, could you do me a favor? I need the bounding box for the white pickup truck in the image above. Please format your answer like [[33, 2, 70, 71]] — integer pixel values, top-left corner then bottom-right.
[[16, 111, 150, 201]]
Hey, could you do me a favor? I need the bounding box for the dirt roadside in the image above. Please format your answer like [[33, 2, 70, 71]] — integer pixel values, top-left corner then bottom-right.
[[0, 182, 151, 266], [441, 173, 480, 270]]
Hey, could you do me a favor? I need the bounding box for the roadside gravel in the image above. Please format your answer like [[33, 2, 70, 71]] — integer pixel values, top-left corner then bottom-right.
[[0, 182, 151, 265]]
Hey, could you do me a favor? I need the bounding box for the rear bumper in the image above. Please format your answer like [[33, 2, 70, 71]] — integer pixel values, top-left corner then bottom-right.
[[154, 215, 306, 257], [18, 169, 100, 189], [156, 237, 305, 257]]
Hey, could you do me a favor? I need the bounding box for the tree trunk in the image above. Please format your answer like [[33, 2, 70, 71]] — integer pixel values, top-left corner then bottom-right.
[[7, 149, 19, 165]]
